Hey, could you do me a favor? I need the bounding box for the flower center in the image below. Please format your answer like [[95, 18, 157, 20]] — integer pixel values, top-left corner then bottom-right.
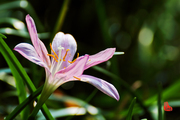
[[47, 43, 79, 75], [47, 43, 65, 62]]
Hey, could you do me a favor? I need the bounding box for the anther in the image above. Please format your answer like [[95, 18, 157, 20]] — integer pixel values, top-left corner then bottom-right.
[[68, 53, 79, 64], [50, 43, 58, 59], [47, 54, 58, 62], [73, 76, 81, 80]]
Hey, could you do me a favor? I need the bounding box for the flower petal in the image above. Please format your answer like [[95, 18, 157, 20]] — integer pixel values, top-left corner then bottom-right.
[[39, 39, 51, 67], [54, 55, 89, 85], [79, 75, 119, 100], [14, 43, 48, 69], [26, 15, 50, 67], [84, 48, 116, 70], [26, 15, 41, 55], [52, 32, 77, 68]]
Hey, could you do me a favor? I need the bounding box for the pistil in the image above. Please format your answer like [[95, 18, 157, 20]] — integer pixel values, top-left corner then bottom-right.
[[47, 43, 80, 76]]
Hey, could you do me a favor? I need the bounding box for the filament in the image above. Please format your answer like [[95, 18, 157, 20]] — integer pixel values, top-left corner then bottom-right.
[[63, 49, 70, 61], [47, 54, 58, 62], [50, 43, 58, 59]]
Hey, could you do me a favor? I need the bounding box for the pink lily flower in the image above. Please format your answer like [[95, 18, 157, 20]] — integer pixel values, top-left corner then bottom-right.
[[14, 15, 119, 107]]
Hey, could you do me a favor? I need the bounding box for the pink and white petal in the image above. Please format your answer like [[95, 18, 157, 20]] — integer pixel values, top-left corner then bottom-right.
[[39, 39, 51, 67], [52, 32, 77, 67], [26, 15, 40, 54], [14, 43, 49, 69], [84, 48, 116, 70], [79, 75, 119, 101], [26, 15, 47, 61], [55, 55, 89, 83]]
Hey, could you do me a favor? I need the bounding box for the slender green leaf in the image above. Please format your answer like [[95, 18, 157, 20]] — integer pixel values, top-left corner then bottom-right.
[[94, 0, 119, 77], [145, 79, 180, 106], [52, 0, 70, 39], [1, 91, 18, 98], [126, 97, 136, 120], [0, 34, 28, 119], [158, 82, 162, 120], [0, 34, 53, 119], [94, 0, 112, 47], [0, 18, 26, 31], [0, 68, 12, 73], [0, 28, 49, 39]]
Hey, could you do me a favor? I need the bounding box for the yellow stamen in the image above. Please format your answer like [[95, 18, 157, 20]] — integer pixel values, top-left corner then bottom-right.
[[68, 53, 79, 64], [50, 43, 59, 59], [77, 53, 79, 57], [64, 67, 66, 69], [47, 54, 58, 62], [63, 49, 70, 61], [73, 76, 81, 80]]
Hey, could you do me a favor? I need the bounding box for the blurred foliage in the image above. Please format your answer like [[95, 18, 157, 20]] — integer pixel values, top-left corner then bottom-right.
[[0, 0, 180, 120]]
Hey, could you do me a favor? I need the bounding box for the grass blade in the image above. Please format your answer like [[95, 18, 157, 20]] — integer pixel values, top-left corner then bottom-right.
[[0, 34, 53, 119], [158, 82, 162, 120], [52, 0, 70, 39], [0, 34, 29, 119], [126, 97, 136, 120]]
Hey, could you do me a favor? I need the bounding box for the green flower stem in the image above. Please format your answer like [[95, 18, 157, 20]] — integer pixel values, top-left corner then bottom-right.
[[28, 81, 56, 119], [28, 93, 52, 120], [28, 101, 45, 120]]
